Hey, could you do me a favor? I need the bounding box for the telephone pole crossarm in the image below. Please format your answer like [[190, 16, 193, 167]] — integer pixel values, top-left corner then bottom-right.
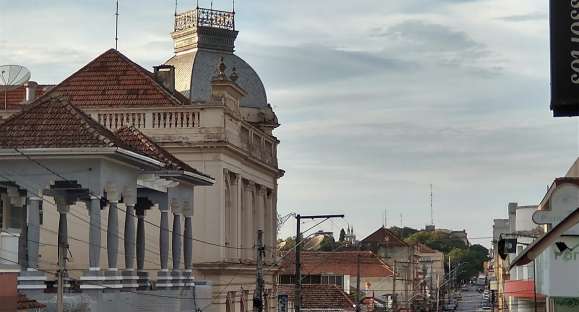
[[294, 213, 344, 312]]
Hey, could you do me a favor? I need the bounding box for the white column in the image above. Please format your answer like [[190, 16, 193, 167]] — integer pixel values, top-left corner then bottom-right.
[[80, 196, 104, 290], [263, 189, 272, 262], [224, 170, 232, 259], [104, 184, 122, 290], [244, 181, 255, 260], [230, 173, 239, 259], [19, 196, 47, 290]]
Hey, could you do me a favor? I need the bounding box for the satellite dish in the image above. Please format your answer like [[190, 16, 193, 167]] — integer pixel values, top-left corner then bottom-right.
[[0, 65, 31, 90], [0, 65, 31, 109]]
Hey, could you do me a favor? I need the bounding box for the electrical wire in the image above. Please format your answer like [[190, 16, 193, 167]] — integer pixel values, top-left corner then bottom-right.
[[0, 170, 164, 267], [9, 147, 251, 250]]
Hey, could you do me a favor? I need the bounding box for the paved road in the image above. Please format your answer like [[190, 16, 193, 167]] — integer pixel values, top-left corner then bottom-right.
[[456, 287, 485, 312]]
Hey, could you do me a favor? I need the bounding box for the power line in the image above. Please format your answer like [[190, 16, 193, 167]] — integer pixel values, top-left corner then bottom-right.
[[0, 170, 164, 267], [5, 148, 250, 250]]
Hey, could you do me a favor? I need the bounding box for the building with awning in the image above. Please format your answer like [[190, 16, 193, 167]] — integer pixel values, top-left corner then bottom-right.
[[508, 160, 579, 312]]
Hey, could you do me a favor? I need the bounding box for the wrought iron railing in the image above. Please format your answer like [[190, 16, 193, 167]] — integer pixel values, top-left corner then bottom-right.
[[174, 8, 235, 32]]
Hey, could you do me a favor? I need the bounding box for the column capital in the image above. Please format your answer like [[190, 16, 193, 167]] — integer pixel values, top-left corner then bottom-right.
[[170, 198, 182, 215], [105, 182, 121, 203], [245, 180, 255, 191], [28, 196, 43, 202], [257, 184, 267, 195]]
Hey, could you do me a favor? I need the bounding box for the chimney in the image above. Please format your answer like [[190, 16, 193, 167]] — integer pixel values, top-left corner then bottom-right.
[[153, 65, 176, 92], [25, 81, 38, 103]]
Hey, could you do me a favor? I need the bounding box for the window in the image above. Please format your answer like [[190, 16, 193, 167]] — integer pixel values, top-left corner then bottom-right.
[[279, 274, 294, 284], [39, 201, 43, 225]]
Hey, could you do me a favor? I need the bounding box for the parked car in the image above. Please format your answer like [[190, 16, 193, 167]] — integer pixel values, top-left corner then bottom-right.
[[443, 303, 457, 311]]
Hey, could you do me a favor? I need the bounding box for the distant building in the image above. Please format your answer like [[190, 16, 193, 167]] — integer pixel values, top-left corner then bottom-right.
[[277, 284, 355, 312], [359, 227, 418, 310], [449, 230, 470, 247], [279, 251, 394, 300]]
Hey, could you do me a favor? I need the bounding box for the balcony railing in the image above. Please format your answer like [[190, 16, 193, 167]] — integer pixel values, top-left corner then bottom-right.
[[174, 8, 235, 32], [92, 109, 200, 131]]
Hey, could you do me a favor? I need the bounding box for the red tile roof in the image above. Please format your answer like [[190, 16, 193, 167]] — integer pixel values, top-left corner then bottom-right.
[[38, 49, 187, 108], [281, 251, 393, 277], [0, 95, 132, 149], [1, 84, 53, 109], [361, 227, 409, 247], [17, 293, 46, 310], [115, 126, 212, 179], [278, 284, 355, 311]]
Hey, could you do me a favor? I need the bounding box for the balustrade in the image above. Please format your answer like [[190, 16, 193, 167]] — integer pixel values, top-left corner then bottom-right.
[[174, 8, 235, 32], [93, 110, 199, 130]]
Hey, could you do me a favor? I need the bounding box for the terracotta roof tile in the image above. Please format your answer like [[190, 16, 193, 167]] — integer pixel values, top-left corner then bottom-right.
[[115, 126, 212, 179], [280, 251, 393, 277], [361, 227, 408, 247], [0, 95, 133, 149], [1, 84, 53, 109], [278, 284, 355, 311], [38, 49, 186, 108]]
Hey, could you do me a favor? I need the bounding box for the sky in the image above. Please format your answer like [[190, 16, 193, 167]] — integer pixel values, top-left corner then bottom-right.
[[1, 0, 578, 247]]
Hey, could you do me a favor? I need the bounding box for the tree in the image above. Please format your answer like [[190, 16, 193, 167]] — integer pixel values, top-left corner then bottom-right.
[[319, 236, 336, 251], [339, 228, 346, 242]]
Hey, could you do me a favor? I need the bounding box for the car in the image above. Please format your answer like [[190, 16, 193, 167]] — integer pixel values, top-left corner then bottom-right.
[[481, 307, 492, 311], [443, 303, 457, 311]]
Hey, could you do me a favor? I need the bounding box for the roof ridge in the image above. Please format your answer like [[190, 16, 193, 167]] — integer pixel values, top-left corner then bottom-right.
[[33, 49, 186, 108]]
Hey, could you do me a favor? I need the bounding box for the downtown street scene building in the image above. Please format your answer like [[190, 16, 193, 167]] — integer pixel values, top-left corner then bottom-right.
[[2, 1, 579, 312]]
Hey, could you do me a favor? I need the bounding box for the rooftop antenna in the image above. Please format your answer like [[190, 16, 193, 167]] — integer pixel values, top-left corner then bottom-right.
[[0, 65, 31, 110], [232, 0, 235, 13], [430, 184, 434, 225], [211, 0, 213, 10], [175, 0, 178, 16], [196, 0, 199, 9], [114, 0, 119, 50]]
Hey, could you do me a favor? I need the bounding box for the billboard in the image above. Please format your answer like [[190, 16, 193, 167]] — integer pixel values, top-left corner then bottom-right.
[[550, 0, 579, 116]]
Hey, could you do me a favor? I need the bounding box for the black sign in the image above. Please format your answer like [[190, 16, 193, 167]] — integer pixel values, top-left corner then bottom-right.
[[550, 0, 579, 117]]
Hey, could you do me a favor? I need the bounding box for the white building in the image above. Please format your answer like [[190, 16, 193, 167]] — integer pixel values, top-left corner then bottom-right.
[[0, 5, 283, 312]]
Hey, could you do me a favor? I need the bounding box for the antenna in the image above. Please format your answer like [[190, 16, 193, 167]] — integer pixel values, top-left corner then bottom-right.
[[115, 0, 119, 50], [232, 0, 235, 13], [430, 184, 434, 225], [211, 0, 213, 10], [0, 65, 31, 110], [196, 0, 199, 9], [175, 0, 178, 16], [400, 213, 403, 228]]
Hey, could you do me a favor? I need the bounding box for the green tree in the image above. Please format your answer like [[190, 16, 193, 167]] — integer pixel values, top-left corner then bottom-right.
[[339, 228, 346, 242], [319, 236, 336, 251]]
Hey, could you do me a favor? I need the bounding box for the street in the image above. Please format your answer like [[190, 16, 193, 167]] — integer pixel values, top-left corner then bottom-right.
[[455, 287, 486, 312]]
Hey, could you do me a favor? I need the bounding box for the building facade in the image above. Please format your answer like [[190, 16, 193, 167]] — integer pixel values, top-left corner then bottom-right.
[[0, 6, 282, 312]]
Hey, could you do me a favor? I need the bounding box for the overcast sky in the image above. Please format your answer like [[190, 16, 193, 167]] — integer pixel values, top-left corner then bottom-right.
[[1, 0, 577, 247]]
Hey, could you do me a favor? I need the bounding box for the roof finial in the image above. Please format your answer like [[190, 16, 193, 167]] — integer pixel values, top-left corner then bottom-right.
[[215, 57, 227, 80], [229, 67, 239, 82]]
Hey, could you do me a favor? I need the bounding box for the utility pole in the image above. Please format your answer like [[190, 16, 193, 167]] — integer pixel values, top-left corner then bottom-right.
[[254, 230, 265, 312], [294, 214, 344, 312], [436, 275, 440, 312], [392, 260, 397, 312], [356, 254, 361, 312], [57, 211, 68, 312]]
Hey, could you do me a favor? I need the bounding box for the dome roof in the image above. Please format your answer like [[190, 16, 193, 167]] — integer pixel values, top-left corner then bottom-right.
[[166, 50, 268, 108]]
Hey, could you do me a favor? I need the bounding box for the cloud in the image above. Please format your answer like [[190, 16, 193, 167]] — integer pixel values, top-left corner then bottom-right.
[[497, 12, 547, 22]]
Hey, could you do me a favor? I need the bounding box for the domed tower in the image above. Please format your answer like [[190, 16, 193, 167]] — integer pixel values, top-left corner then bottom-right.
[[166, 6, 268, 109]]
